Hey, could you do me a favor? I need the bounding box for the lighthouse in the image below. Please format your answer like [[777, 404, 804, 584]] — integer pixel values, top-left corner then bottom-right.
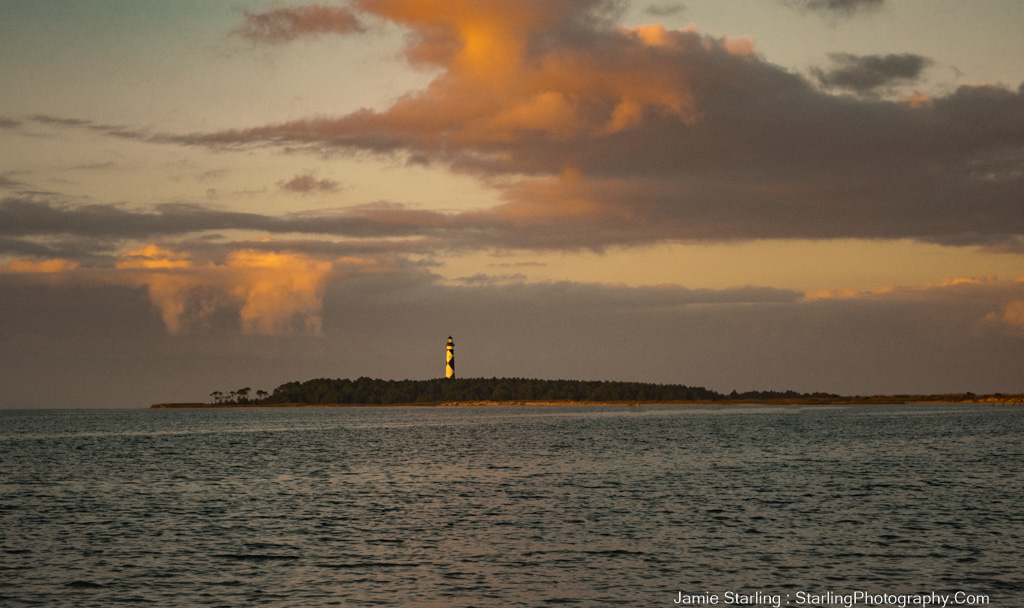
[[445, 336, 455, 379]]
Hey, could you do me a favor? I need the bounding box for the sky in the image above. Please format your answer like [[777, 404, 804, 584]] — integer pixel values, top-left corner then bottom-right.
[[2, 0, 1024, 408]]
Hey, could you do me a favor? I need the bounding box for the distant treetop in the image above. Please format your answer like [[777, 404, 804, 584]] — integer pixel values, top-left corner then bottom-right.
[[261, 376, 831, 405]]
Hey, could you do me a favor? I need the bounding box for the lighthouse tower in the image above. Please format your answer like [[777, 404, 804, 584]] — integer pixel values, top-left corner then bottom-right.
[[445, 336, 455, 379]]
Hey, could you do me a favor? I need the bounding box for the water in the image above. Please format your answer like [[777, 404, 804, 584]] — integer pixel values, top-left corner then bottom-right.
[[1, 404, 1022, 607]]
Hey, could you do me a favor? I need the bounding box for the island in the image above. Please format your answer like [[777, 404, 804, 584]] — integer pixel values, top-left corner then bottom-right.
[[150, 377, 1022, 408]]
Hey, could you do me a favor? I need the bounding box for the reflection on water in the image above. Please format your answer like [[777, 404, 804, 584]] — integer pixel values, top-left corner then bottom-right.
[[1, 404, 1022, 607]]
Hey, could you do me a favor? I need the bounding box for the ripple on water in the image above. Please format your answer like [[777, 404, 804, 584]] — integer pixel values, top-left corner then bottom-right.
[[1, 405, 1022, 606]]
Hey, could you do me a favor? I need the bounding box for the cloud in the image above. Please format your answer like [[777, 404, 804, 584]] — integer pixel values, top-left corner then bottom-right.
[[235, 4, 367, 44], [0, 197, 265, 239], [0, 257, 80, 274], [452, 272, 528, 286], [30, 115, 91, 128], [804, 276, 991, 301], [4, 263, 1024, 407], [803, 275, 1024, 338], [994, 300, 1024, 334], [231, 250, 343, 334], [23, 2, 1024, 251], [0, 175, 24, 190], [117, 244, 193, 269], [195, 1, 707, 148], [978, 236, 1024, 255], [315, 272, 1024, 395], [1, 241, 388, 336], [279, 173, 342, 194], [487, 261, 547, 268], [0, 233, 806, 340], [0, 198, 454, 257], [784, 0, 885, 15], [70, 161, 118, 171], [162, 0, 1024, 250], [29, 114, 149, 140], [111, 246, 380, 335], [0, 237, 63, 257], [814, 52, 932, 93], [0, 231, 126, 261], [645, 3, 685, 17], [0, 118, 20, 129]]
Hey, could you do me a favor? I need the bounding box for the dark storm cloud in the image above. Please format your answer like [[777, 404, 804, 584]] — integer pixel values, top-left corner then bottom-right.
[[814, 52, 932, 93]]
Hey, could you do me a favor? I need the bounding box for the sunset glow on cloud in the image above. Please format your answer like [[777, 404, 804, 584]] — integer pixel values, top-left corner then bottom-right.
[[111, 247, 363, 336], [995, 300, 1024, 333], [1, 0, 1023, 406], [0, 245, 372, 337], [227, 0, 707, 146], [192, 0, 1024, 251], [0, 258, 81, 274]]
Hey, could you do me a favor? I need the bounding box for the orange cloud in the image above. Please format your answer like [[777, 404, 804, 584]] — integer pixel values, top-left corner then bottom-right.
[[360, 0, 577, 70], [224, 250, 334, 335], [491, 172, 637, 224], [804, 277, 990, 301], [996, 300, 1024, 331], [225, 0, 726, 149], [803, 286, 898, 301], [116, 245, 193, 270], [901, 93, 931, 109], [931, 276, 985, 287], [128, 272, 221, 335], [0, 257, 80, 273], [803, 288, 868, 301], [107, 247, 383, 335]]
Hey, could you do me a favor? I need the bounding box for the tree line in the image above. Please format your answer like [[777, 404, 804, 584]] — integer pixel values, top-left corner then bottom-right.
[[197, 377, 1008, 407], [209, 387, 269, 404], [206, 377, 844, 405], [248, 377, 839, 405]]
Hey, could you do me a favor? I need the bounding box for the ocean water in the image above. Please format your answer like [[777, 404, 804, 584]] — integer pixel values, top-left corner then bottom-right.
[[1, 404, 1022, 607]]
